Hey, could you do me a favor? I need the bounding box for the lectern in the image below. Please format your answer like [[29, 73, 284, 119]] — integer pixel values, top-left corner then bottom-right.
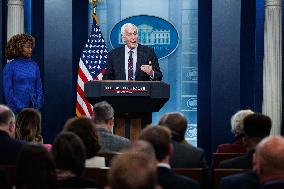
[[85, 80, 170, 140]]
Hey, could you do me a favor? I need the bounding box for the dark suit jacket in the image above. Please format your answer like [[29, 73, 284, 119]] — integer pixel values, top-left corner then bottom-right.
[[261, 180, 284, 189], [0, 130, 25, 165], [219, 150, 254, 169], [102, 44, 163, 81], [157, 166, 200, 189], [170, 140, 208, 169], [219, 171, 260, 189]]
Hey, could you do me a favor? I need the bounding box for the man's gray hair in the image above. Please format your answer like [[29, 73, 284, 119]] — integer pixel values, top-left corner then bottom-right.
[[120, 23, 138, 35], [93, 101, 114, 124]]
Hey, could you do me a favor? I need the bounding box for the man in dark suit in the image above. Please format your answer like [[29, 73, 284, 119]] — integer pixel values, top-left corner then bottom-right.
[[0, 104, 25, 165], [219, 113, 271, 169], [254, 136, 284, 189], [158, 112, 208, 169], [139, 125, 200, 189], [102, 23, 163, 81]]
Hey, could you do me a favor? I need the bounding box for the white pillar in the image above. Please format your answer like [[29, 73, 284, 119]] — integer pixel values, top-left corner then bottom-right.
[[7, 0, 24, 41], [263, 0, 282, 135]]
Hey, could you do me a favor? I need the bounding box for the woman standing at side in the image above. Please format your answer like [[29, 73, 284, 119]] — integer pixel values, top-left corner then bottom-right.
[[3, 34, 43, 113]]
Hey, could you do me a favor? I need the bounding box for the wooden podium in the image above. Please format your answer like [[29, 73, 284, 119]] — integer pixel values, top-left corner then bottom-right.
[[85, 80, 170, 140]]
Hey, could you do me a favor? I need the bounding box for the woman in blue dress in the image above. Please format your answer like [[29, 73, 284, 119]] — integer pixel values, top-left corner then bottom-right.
[[3, 34, 43, 113]]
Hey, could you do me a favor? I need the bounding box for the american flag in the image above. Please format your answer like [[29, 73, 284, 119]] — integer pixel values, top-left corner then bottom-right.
[[76, 23, 108, 117]]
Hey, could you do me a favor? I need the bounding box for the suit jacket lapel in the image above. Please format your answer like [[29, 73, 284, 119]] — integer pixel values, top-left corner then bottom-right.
[[119, 46, 126, 79], [136, 45, 143, 78]]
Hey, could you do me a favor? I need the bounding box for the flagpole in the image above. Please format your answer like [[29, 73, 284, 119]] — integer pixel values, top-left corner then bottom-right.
[[92, 0, 99, 24]]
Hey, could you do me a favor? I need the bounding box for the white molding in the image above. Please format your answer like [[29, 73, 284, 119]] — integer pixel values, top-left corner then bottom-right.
[[265, 0, 281, 7], [7, 0, 24, 41], [263, 0, 282, 135]]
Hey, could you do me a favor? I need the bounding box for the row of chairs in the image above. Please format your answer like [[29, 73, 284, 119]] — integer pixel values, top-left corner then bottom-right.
[[211, 153, 246, 168], [97, 152, 247, 169], [82, 166, 249, 189], [0, 152, 249, 189], [90, 152, 249, 189], [0, 165, 249, 189]]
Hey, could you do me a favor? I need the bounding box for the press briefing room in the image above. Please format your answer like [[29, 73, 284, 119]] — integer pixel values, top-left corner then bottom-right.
[[0, 0, 283, 189]]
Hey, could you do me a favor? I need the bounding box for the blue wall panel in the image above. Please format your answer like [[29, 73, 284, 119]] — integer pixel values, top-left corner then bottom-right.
[[0, 0, 7, 104], [24, 0, 32, 34], [32, 0, 88, 143], [44, 0, 72, 142], [240, 0, 256, 110], [31, 0, 44, 83], [211, 0, 241, 151], [0, 0, 3, 104], [199, 0, 261, 160], [255, 0, 264, 111], [198, 0, 212, 160]]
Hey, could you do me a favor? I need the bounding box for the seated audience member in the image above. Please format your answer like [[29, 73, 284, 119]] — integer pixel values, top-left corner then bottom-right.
[[158, 112, 208, 169], [0, 104, 25, 165], [64, 116, 103, 167], [16, 144, 57, 189], [15, 108, 51, 150], [217, 109, 254, 153], [93, 101, 130, 152], [219, 113, 271, 169], [139, 125, 200, 189], [219, 136, 284, 189], [254, 136, 284, 189], [107, 152, 160, 189], [52, 132, 100, 188]]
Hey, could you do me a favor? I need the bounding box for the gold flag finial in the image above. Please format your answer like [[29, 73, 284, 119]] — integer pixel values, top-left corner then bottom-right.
[[92, 0, 99, 24]]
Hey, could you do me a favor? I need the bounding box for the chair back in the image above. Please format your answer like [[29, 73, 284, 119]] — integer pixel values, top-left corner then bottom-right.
[[172, 168, 210, 189], [211, 153, 245, 168], [82, 167, 110, 188]]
